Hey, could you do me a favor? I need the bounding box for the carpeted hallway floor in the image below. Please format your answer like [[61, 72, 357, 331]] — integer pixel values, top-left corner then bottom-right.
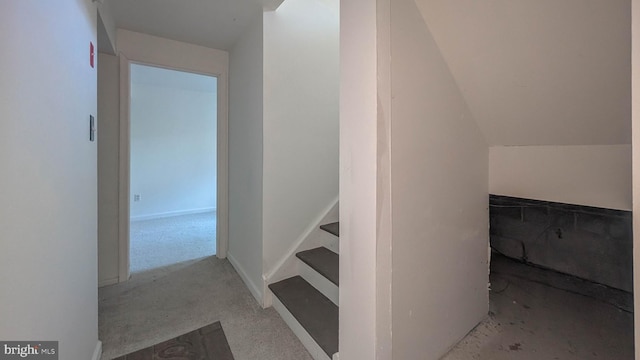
[[99, 256, 313, 360], [101, 212, 313, 360], [130, 211, 216, 273]]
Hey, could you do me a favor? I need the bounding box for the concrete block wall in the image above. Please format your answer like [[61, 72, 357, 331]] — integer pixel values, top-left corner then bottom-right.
[[490, 195, 633, 292]]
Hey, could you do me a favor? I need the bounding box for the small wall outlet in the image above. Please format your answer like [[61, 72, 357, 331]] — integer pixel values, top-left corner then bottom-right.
[[133, 194, 141, 202]]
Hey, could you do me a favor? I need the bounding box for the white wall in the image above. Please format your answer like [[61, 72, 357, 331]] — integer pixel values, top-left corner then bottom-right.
[[117, 30, 230, 73], [130, 65, 217, 220], [0, 1, 100, 359], [340, 1, 489, 358], [419, 0, 630, 147], [376, 0, 393, 357], [98, 53, 120, 286], [418, 1, 631, 210], [97, 29, 229, 283], [228, 0, 340, 305], [262, 0, 340, 285], [228, 17, 265, 302], [490, 145, 632, 210], [339, 0, 380, 356], [632, 0, 640, 356], [390, 0, 489, 358], [97, 0, 116, 54]]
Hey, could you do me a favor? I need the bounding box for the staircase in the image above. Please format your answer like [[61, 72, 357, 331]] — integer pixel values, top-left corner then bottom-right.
[[269, 222, 340, 360]]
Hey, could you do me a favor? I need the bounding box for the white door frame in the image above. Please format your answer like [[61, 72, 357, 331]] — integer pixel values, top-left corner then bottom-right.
[[117, 42, 229, 283]]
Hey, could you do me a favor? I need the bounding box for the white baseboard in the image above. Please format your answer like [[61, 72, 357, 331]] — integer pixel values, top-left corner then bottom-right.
[[92, 340, 102, 360], [130, 207, 216, 222], [272, 295, 331, 360], [98, 276, 119, 288], [227, 252, 263, 306]]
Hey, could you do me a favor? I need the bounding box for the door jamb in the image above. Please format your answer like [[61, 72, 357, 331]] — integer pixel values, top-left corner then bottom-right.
[[117, 54, 229, 283]]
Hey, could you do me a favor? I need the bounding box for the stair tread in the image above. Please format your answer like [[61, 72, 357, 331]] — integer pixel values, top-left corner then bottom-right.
[[320, 222, 339, 237], [269, 276, 338, 357], [296, 247, 339, 286]]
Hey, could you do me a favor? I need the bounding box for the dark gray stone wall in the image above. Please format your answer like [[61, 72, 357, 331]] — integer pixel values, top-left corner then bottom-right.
[[490, 195, 633, 292]]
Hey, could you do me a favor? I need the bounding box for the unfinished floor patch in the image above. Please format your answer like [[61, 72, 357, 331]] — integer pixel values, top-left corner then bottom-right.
[[443, 254, 633, 360]]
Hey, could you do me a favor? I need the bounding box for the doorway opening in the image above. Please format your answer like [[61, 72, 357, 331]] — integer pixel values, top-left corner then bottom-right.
[[128, 63, 218, 273]]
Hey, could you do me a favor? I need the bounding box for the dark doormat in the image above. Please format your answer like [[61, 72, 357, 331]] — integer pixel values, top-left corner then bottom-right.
[[114, 321, 235, 360]]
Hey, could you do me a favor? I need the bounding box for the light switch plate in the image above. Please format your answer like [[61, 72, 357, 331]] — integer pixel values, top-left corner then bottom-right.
[[90, 115, 96, 142]]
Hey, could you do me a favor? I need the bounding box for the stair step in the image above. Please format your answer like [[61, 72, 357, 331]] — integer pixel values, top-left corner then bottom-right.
[[296, 247, 339, 286], [269, 276, 339, 358], [320, 222, 339, 237]]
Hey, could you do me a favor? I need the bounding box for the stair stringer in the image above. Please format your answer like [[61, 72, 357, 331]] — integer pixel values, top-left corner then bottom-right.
[[262, 197, 339, 308]]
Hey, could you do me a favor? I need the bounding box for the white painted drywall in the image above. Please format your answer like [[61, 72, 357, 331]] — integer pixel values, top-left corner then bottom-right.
[[228, 17, 265, 303], [339, 0, 379, 357], [0, 1, 100, 358], [390, 0, 489, 358], [116, 32, 229, 262], [490, 145, 632, 210], [632, 0, 640, 356], [376, 0, 393, 357], [262, 0, 339, 285], [96, 30, 229, 281], [130, 65, 217, 220], [97, 0, 116, 54], [418, 1, 631, 211], [98, 53, 121, 286], [117, 29, 230, 74], [110, 0, 263, 51], [417, 0, 631, 147]]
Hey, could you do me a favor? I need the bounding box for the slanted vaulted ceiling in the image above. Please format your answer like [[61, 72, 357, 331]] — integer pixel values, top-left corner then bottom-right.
[[109, 0, 270, 51], [414, 0, 631, 146], [108, 0, 631, 146]]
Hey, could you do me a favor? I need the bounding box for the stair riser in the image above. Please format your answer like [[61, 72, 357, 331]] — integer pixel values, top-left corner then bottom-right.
[[319, 230, 340, 254], [298, 259, 339, 305], [319, 222, 340, 237], [272, 295, 333, 360]]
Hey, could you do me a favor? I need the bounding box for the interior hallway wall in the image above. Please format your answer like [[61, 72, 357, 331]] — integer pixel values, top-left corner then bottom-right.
[[97, 29, 228, 285], [419, 0, 630, 146], [262, 0, 339, 286], [228, 16, 265, 302], [490, 145, 632, 210], [418, 1, 631, 210], [339, 0, 381, 357], [97, 0, 116, 54], [631, 0, 640, 356], [130, 65, 217, 220], [0, 1, 100, 359], [98, 53, 121, 286], [390, 0, 489, 358]]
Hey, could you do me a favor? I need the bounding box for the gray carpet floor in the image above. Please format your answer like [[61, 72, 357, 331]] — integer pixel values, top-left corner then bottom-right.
[[130, 212, 216, 273], [99, 256, 313, 360]]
